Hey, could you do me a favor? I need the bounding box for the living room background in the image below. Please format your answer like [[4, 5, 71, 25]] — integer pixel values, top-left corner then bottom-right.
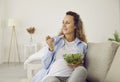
[[0, 0, 120, 63]]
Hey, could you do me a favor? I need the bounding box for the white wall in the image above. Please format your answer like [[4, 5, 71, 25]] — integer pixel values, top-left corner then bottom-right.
[[0, 0, 6, 64], [1, 0, 120, 62], [0, 4, 1, 64]]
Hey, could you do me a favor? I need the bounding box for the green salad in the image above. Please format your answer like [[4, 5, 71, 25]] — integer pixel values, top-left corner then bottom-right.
[[63, 53, 84, 64]]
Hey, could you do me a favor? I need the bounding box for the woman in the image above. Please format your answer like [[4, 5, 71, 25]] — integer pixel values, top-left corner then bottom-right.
[[32, 11, 87, 82]]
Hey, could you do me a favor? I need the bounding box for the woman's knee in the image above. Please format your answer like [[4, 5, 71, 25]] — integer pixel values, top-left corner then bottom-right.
[[67, 66, 87, 82], [72, 66, 87, 78], [75, 66, 87, 74]]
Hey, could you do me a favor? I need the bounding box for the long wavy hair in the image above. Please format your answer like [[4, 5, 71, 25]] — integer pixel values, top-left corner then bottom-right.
[[58, 11, 87, 43]]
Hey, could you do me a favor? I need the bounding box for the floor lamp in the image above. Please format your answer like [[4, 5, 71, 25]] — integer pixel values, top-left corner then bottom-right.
[[8, 19, 20, 63]]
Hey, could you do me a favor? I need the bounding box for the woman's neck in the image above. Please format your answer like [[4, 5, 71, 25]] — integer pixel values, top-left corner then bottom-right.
[[64, 34, 75, 42]]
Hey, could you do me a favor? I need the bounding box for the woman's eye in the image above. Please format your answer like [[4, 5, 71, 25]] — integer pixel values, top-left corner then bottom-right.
[[62, 21, 70, 24], [66, 22, 70, 24]]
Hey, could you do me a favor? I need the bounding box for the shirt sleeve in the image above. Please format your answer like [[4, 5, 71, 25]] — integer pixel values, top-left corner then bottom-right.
[[41, 36, 61, 69], [83, 43, 88, 68], [83, 44, 87, 55], [41, 46, 55, 69]]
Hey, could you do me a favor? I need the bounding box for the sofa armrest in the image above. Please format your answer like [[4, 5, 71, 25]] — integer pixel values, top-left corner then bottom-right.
[[24, 47, 47, 69], [27, 63, 42, 80]]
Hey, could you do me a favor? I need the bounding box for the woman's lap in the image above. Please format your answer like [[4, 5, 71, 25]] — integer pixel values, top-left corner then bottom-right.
[[42, 66, 87, 82]]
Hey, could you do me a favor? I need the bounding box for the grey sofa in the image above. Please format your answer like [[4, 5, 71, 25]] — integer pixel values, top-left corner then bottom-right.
[[86, 41, 120, 82], [24, 41, 120, 82]]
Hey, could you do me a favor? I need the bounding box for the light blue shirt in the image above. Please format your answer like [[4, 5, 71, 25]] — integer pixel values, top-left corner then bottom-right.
[[32, 36, 87, 82]]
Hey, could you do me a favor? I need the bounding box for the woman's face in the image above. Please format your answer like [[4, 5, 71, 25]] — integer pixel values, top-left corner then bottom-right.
[[62, 15, 75, 35]]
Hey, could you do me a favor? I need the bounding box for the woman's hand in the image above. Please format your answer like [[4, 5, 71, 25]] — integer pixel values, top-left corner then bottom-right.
[[46, 35, 54, 51], [68, 63, 83, 68], [68, 60, 84, 68]]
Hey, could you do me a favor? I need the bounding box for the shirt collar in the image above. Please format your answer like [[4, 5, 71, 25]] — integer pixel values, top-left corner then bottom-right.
[[74, 38, 82, 45]]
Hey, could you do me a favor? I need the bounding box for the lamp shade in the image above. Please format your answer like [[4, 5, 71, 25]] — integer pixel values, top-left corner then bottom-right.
[[8, 19, 18, 27]]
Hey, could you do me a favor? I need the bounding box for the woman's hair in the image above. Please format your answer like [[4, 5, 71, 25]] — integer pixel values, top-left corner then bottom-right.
[[58, 11, 87, 43]]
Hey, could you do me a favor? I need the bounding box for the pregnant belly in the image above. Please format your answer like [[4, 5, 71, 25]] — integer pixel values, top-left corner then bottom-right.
[[48, 59, 74, 76]]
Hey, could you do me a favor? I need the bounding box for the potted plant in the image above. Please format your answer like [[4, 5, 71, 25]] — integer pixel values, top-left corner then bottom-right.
[[26, 27, 36, 42], [108, 31, 120, 42]]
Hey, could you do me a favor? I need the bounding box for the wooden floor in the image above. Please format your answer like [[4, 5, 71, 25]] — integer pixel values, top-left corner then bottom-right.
[[0, 63, 27, 82]]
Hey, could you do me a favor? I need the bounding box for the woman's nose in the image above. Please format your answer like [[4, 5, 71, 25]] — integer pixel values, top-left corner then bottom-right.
[[63, 23, 66, 27]]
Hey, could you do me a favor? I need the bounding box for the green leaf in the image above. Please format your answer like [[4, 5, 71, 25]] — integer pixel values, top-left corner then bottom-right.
[[108, 31, 120, 42], [63, 53, 84, 64]]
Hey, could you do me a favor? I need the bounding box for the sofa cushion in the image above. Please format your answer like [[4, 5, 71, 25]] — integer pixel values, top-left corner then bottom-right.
[[86, 42, 119, 82], [104, 46, 120, 82]]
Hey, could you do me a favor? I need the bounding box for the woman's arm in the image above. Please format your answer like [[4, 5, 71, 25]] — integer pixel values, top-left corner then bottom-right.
[[83, 44, 88, 68], [41, 47, 55, 69]]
